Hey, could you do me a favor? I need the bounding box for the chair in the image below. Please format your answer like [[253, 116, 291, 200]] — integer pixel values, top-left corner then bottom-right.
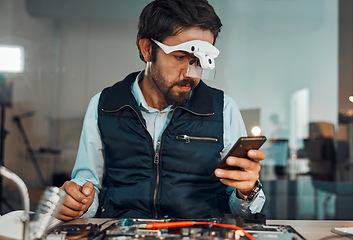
[[304, 122, 336, 181]]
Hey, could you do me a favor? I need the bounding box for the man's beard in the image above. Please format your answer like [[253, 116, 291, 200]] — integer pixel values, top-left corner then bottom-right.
[[150, 65, 197, 106]]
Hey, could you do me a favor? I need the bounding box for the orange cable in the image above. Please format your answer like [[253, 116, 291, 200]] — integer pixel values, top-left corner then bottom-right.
[[145, 221, 257, 240]]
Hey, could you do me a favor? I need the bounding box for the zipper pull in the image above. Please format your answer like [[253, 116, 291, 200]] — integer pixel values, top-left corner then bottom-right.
[[154, 153, 160, 164], [176, 135, 190, 144]]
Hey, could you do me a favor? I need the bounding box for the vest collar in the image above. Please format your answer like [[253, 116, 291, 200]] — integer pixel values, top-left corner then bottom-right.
[[101, 71, 215, 115]]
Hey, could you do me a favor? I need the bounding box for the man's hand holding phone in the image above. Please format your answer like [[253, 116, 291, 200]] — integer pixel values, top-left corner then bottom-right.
[[212, 136, 267, 199]]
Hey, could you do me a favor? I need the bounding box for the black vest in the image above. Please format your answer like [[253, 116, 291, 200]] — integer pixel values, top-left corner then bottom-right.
[[96, 72, 230, 219]]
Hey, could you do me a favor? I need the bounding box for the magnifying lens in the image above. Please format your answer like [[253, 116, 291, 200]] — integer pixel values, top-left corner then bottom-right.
[[152, 39, 219, 81], [186, 64, 216, 81]]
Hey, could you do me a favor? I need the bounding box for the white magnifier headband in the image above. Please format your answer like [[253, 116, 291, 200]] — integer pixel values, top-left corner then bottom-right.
[[151, 39, 219, 70]]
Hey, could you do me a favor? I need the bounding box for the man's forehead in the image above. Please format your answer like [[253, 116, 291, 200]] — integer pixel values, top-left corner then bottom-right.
[[163, 27, 214, 46]]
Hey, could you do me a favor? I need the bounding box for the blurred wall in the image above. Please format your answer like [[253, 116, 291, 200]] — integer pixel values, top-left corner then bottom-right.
[[209, 0, 338, 140], [0, 0, 339, 186]]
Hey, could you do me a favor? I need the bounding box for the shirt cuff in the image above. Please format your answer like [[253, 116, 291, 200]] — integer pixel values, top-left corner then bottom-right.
[[229, 189, 266, 215]]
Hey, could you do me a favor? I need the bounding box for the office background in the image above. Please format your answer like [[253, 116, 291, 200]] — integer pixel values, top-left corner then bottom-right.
[[0, 0, 352, 220]]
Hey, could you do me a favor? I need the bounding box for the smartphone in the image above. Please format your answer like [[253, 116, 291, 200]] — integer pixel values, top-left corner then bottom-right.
[[211, 136, 267, 179]]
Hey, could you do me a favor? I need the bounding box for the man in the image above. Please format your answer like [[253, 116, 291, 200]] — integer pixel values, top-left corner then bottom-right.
[[57, 0, 266, 221]]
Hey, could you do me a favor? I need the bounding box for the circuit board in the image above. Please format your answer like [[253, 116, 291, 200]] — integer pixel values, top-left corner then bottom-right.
[[101, 218, 306, 240], [51, 217, 306, 240]]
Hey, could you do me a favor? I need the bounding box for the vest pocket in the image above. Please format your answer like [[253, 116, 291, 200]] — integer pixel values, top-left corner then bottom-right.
[[176, 134, 218, 144]]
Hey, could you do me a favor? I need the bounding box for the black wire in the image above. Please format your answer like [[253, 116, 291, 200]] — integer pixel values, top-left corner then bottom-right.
[[98, 218, 119, 230]]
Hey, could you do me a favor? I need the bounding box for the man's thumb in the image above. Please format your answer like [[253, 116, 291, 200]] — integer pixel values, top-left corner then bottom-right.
[[82, 182, 94, 196]]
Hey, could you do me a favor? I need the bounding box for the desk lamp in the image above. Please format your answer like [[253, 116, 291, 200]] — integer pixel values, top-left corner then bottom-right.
[[0, 166, 65, 240]]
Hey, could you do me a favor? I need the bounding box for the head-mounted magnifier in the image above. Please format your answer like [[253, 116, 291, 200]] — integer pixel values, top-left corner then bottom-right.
[[151, 39, 219, 80]]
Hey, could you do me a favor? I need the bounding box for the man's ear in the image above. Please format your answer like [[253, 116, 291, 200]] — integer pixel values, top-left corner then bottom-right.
[[139, 38, 152, 62]]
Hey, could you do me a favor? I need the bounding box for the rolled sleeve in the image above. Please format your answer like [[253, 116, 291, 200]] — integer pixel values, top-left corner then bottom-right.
[[71, 93, 104, 218]]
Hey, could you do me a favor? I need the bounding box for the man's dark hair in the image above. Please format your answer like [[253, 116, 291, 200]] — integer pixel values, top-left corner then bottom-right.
[[136, 0, 222, 62]]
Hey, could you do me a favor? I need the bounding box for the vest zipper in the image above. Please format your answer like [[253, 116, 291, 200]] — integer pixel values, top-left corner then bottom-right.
[[151, 107, 180, 218], [152, 107, 214, 217], [153, 152, 160, 218], [176, 134, 218, 144], [103, 105, 161, 218]]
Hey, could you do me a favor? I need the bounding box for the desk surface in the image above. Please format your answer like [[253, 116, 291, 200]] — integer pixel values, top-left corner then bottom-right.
[[68, 218, 353, 240], [268, 220, 352, 239]]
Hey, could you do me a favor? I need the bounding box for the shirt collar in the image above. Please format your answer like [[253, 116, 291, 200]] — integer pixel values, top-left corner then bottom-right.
[[100, 71, 215, 115]]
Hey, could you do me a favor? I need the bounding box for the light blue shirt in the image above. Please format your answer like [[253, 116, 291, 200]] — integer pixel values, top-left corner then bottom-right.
[[71, 72, 266, 217]]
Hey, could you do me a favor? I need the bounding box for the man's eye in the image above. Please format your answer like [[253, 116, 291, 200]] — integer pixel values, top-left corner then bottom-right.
[[174, 55, 186, 61]]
